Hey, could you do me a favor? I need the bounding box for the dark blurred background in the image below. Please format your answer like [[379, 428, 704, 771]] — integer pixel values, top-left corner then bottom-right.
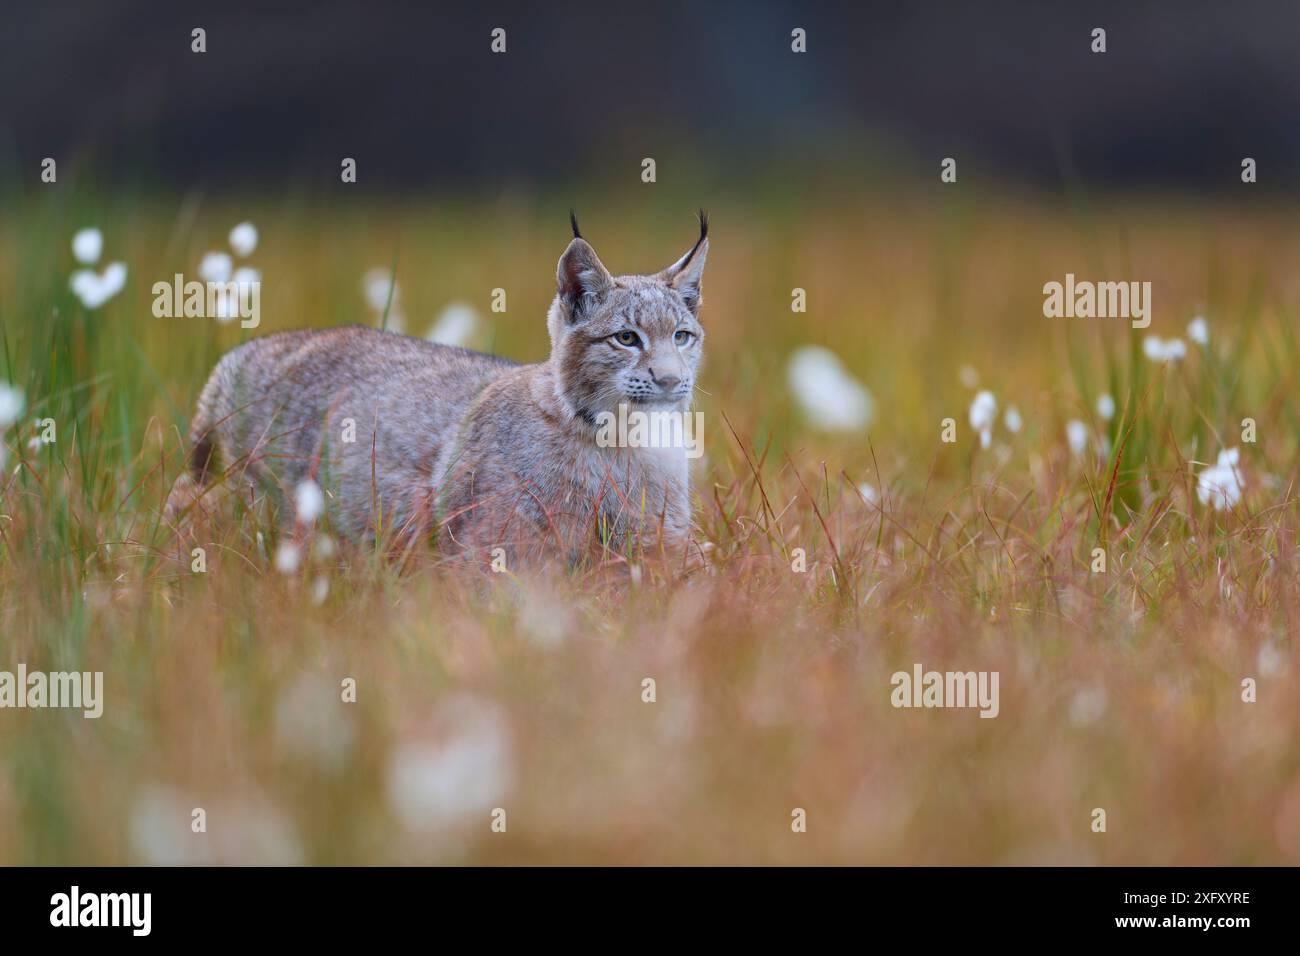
[[2, 0, 1299, 193]]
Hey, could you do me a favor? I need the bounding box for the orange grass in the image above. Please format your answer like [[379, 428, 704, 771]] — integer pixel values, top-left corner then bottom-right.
[[0, 187, 1296, 863]]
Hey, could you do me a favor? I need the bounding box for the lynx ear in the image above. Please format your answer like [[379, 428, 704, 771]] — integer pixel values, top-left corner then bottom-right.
[[556, 237, 613, 321], [661, 211, 709, 314]]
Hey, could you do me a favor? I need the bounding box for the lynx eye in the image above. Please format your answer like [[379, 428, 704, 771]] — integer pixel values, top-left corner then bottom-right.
[[673, 329, 693, 346], [613, 330, 641, 347]]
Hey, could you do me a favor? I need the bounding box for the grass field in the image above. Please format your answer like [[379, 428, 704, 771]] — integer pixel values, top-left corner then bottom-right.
[[1, 183, 1297, 864]]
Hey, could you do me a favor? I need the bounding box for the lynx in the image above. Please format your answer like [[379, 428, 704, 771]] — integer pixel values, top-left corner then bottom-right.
[[172, 213, 709, 566]]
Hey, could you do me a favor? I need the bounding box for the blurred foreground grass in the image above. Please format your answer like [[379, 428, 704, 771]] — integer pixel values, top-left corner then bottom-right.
[[0, 184, 1297, 864]]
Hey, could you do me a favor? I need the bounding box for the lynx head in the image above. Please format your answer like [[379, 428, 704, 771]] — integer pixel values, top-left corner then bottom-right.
[[547, 212, 708, 422]]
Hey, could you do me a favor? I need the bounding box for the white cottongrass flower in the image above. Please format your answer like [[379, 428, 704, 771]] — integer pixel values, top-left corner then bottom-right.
[[363, 268, 399, 312], [67, 228, 125, 308], [1065, 419, 1088, 457], [275, 674, 355, 771], [426, 302, 479, 347], [314, 533, 336, 563], [212, 289, 238, 323], [210, 267, 260, 324], [103, 260, 127, 294], [129, 785, 302, 865], [69, 271, 97, 303], [127, 785, 204, 864], [69, 261, 127, 309], [72, 227, 103, 265], [958, 365, 979, 388], [216, 267, 260, 321], [1187, 315, 1209, 346], [1196, 448, 1244, 511], [310, 575, 330, 606], [0, 383, 25, 429], [1096, 393, 1116, 420], [857, 483, 879, 507], [198, 251, 233, 283], [1068, 686, 1108, 728], [517, 586, 570, 648], [1142, 335, 1187, 363], [228, 221, 258, 258], [968, 390, 996, 449], [786, 346, 874, 431], [1257, 642, 1284, 678], [386, 695, 513, 833], [294, 480, 324, 523], [274, 541, 302, 574], [1003, 406, 1022, 433]]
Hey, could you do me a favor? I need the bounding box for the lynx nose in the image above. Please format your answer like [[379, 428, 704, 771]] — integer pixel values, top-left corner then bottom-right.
[[650, 369, 681, 393]]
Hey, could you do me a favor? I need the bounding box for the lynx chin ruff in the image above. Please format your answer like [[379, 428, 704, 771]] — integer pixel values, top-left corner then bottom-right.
[[171, 213, 709, 566]]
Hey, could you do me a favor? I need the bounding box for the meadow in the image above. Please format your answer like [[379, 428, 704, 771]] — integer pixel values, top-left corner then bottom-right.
[[0, 181, 1296, 864]]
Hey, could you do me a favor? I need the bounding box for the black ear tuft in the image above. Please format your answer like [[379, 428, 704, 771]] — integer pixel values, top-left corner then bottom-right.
[[669, 209, 709, 276], [662, 212, 709, 314], [570, 209, 582, 240]]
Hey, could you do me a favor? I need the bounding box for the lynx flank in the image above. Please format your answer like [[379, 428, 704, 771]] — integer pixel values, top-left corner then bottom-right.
[[173, 214, 709, 565]]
